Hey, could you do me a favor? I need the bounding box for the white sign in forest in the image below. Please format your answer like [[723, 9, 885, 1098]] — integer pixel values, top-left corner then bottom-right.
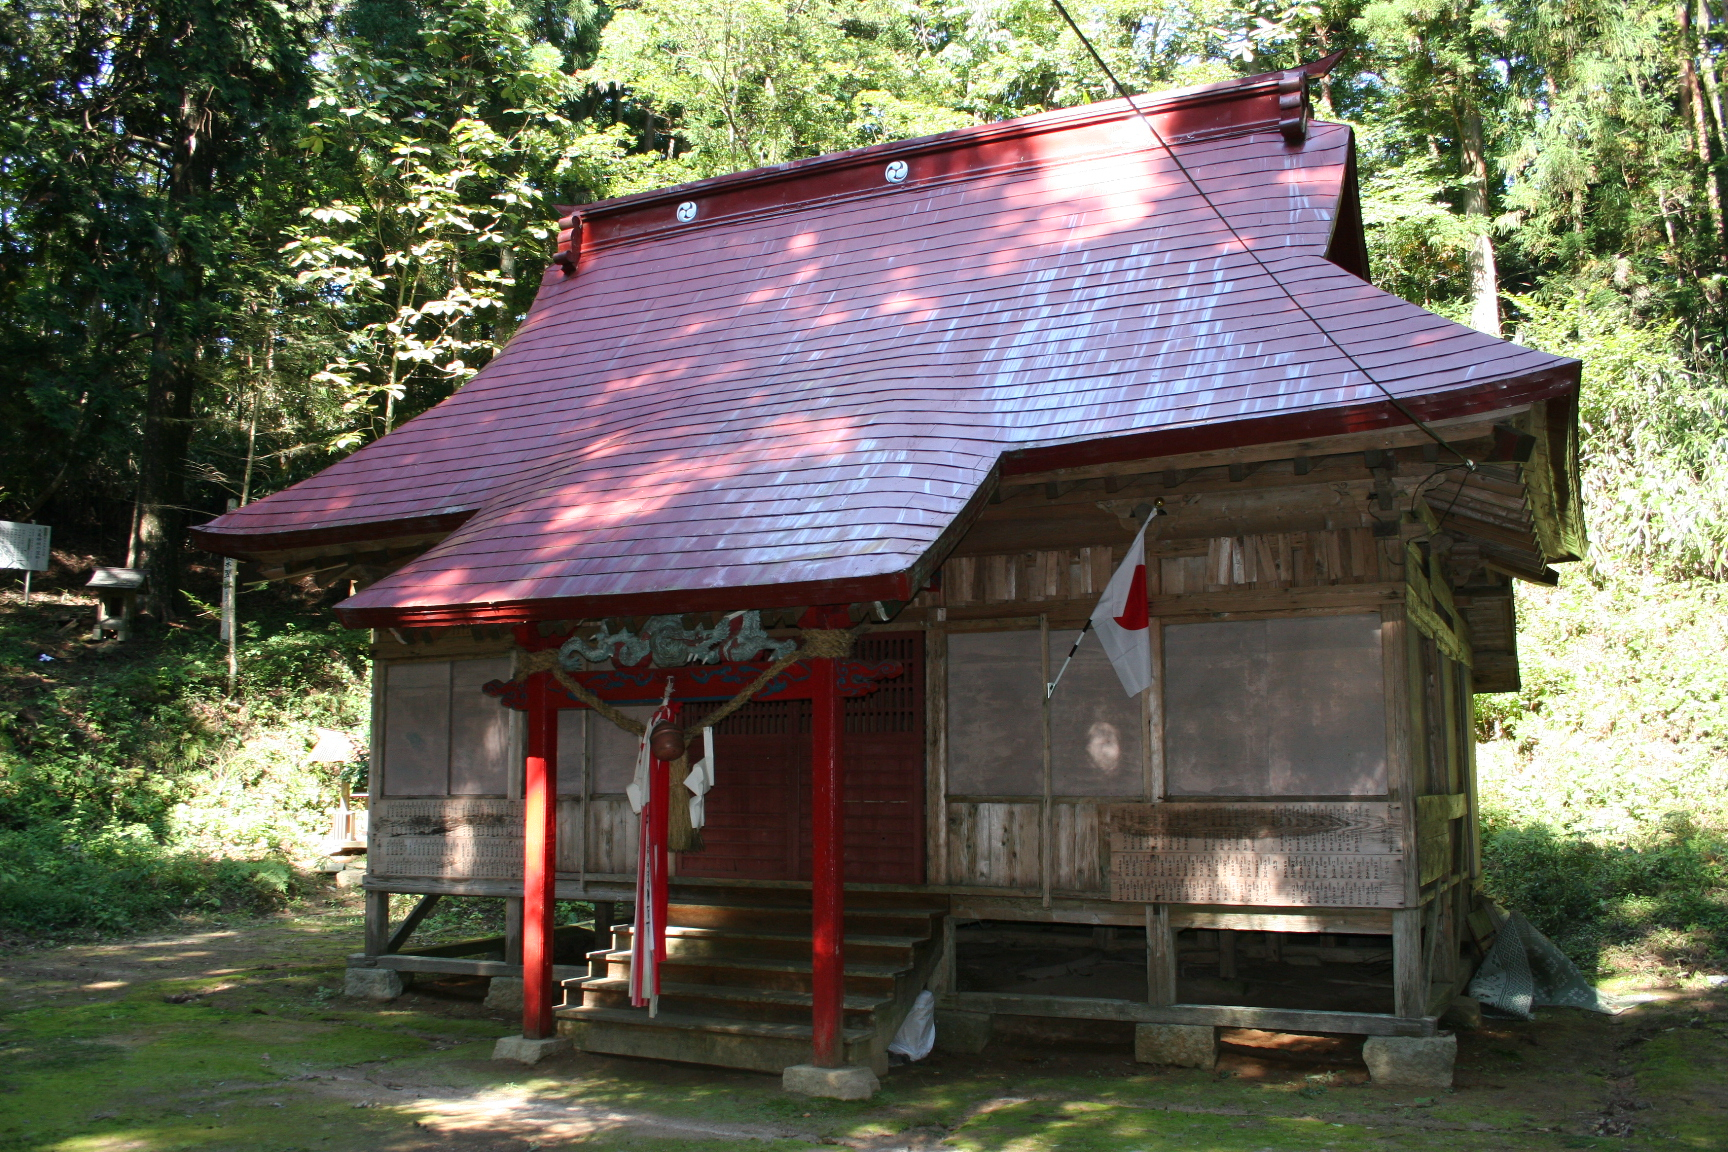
[[0, 521, 50, 572]]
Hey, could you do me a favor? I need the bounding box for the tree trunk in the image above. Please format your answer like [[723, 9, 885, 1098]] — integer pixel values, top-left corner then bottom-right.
[[132, 316, 199, 620], [1698, 0, 1728, 250], [131, 80, 213, 620], [1680, 1, 1728, 246], [1456, 103, 1501, 338]]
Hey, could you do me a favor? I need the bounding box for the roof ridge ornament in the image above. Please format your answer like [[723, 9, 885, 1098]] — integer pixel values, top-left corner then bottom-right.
[[1279, 47, 1347, 146], [551, 207, 581, 277], [1277, 70, 1310, 145]]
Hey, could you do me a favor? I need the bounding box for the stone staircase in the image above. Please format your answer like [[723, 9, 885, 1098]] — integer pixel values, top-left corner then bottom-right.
[[556, 885, 947, 1074]]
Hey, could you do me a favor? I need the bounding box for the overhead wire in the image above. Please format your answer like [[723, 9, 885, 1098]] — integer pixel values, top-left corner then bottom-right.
[[1048, 0, 1477, 474]]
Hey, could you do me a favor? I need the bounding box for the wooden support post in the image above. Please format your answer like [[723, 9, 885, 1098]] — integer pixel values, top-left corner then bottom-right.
[[1218, 928, 1238, 978], [1039, 614, 1052, 908], [935, 913, 958, 994], [1146, 620, 1165, 800], [810, 655, 844, 1068], [592, 900, 615, 939], [926, 613, 948, 884], [364, 890, 390, 958], [1423, 895, 1446, 987], [590, 900, 614, 979], [1461, 663, 1483, 878], [504, 897, 523, 966], [1393, 907, 1426, 1019], [521, 676, 559, 1040], [385, 893, 441, 954], [1146, 904, 1176, 1006]]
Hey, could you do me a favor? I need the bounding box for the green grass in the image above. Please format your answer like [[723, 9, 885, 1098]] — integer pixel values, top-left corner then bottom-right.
[[0, 901, 1722, 1152], [0, 965, 507, 1150]]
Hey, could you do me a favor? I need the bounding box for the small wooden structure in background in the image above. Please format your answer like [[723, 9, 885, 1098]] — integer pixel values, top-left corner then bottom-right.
[[86, 567, 145, 641], [194, 58, 1583, 1080]]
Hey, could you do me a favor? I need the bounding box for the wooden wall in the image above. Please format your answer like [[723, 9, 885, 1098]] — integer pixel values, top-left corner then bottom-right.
[[927, 518, 1477, 908], [362, 509, 1482, 910], [371, 637, 647, 882]]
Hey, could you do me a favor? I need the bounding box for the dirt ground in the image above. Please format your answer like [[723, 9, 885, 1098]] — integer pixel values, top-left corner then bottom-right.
[[0, 896, 1722, 1152]]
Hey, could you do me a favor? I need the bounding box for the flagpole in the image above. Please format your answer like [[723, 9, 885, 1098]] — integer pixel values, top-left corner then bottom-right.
[[1046, 620, 1092, 699]]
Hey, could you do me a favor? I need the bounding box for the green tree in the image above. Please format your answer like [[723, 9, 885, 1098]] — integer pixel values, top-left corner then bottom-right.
[[0, 0, 326, 615], [285, 0, 631, 444], [587, 0, 973, 183]]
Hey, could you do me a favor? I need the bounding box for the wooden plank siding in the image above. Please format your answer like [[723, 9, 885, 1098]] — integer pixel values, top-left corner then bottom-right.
[[940, 801, 1107, 894], [937, 528, 1397, 616]]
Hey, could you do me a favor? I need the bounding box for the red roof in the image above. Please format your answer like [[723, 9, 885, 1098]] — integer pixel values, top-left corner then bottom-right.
[[192, 66, 1578, 628]]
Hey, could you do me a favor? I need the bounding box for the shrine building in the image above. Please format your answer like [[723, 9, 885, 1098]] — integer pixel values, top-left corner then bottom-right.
[[193, 58, 1583, 1090]]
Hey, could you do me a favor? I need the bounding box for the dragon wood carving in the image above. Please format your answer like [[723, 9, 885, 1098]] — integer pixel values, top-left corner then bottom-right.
[[559, 610, 797, 670]]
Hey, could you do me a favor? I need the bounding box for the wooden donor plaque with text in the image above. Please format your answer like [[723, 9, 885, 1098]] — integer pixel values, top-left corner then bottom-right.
[[371, 798, 525, 880], [1106, 803, 1407, 908]]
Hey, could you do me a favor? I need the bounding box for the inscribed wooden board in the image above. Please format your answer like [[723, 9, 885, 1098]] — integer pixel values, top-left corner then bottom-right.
[[371, 798, 524, 880], [1106, 802, 1406, 908]]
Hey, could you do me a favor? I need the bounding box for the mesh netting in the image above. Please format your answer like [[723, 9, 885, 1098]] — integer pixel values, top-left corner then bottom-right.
[[1468, 911, 1642, 1020]]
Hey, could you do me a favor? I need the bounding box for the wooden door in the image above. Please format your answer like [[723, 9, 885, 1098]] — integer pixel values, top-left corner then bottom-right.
[[679, 631, 925, 884]]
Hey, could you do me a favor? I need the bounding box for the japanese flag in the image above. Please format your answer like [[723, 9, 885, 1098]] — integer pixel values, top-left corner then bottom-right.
[[1092, 520, 1153, 697]]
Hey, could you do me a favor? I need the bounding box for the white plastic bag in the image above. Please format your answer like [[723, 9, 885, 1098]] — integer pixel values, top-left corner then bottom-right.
[[887, 989, 936, 1061]]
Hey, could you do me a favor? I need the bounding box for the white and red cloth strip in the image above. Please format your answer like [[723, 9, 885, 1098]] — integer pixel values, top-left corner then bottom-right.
[[627, 685, 679, 1015], [1092, 519, 1154, 697], [684, 725, 716, 828]]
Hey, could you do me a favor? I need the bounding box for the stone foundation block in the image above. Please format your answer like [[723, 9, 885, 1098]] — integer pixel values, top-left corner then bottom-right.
[[343, 967, 402, 1002], [1363, 1034, 1456, 1089], [484, 976, 523, 1012], [1134, 1023, 1217, 1069], [493, 1035, 570, 1065], [782, 1064, 880, 1100], [934, 1009, 993, 1055]]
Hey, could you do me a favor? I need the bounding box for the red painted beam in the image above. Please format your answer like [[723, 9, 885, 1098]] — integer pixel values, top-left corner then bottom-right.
[[809, 655, 844, 1067], [522, 676, 558, 1039]]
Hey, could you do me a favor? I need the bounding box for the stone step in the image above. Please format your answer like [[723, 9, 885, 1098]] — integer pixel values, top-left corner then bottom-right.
[[556, 1003, 881, 1074]]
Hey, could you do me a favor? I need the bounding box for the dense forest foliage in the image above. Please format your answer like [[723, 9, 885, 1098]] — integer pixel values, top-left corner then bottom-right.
[[0, 0, 1725, 968]]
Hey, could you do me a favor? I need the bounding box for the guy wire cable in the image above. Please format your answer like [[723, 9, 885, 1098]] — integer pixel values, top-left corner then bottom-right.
[[1048, 0, 1477, 473]]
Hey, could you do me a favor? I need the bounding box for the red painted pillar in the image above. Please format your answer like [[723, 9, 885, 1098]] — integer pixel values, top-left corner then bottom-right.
[[522, 675, 559, 1039], [810, 656, 844, 1067]]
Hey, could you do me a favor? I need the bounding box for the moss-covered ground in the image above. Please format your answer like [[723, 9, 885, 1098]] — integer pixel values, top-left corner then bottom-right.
[[0, 899, 1722, 1152]]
